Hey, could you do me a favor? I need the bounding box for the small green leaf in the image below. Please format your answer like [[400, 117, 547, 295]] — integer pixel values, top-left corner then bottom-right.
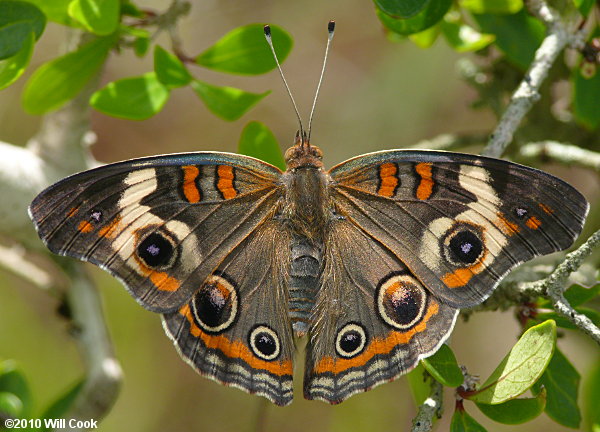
[[133, 36, 150, 57], [0, 360, 32, 417], [0, 1, 46, 39], [40, 379, 84, 429], [121, 1, 143, 17], [0, 30, 34, 90], [573, 0, 594, 14], [20, 0, 74, 26], [90, 72, 170, 120], [377, 0, 452, 35], [441, 19, 495, 52], [0, 392, 23, 418], [23, 35, 114, 114], [573, 63, 600, 130], [154, 45, 192, 88], [472, 10, 544, 70], [450, 408, 488, 432], [0, 21, 34, 60], [68, 0, 119, 35], [238, 121, 285, 170], [468, 320, 556, 404], [409, 24, 440, 48], [459, 0, 523, 14], [191, 80, 269, 121], [196, 24, 292, 75], [476, 388, 546, 424], [585, 357, 600, 432], [374, 0, 430, 19], [422, 344, 464, 387], [407, 363, 431, 406], [532, 347, 581, 428]]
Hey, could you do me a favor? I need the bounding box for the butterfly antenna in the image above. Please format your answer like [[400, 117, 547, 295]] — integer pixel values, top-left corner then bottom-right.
[[264, 25, 305, 142], [307, 20, 335, 144]]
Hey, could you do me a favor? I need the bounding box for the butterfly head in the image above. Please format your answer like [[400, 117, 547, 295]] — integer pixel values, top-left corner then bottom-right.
[[284, 131, 324, 171]]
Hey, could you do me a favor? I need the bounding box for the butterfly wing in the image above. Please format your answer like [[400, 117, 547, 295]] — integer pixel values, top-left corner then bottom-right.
[[29, 152, 283, 312], [328, 150, 589, 308], [304, 219, 458, 404], [162, 220, 295, 406]]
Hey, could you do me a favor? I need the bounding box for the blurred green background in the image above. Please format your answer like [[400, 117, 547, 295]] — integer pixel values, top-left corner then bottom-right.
[[1, 0, 598, 431]]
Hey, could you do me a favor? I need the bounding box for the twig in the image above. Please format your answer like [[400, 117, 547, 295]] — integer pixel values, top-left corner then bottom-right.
[[59, 262, 122, 432], [0, 242, 54, 291], [482, 0, 586, 157], [520, 141, 600, 170], [412, 133, 488, 151], [411, 375, 444, 432]]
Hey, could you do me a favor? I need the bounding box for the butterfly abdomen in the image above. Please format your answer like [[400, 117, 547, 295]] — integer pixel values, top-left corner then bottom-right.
[[288, 237, 322, 335]]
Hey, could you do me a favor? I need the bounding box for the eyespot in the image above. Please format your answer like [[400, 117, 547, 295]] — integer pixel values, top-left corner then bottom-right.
[[376, 273, 427, 330], [191, 274, 238, 334], [443, 225, 484, 266], [248, 325, 280, 361], [89, 209, 103, 223], [335, 323, 367, 359], [136, 231, 176, 268]]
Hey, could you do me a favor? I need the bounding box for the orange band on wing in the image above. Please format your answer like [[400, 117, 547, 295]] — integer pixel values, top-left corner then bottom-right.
[[538, 203, 554, 214], [98, 215, 122, 238], [180, 305, 293, 376], [442, 249, 489, 288], [415, 163, 433, 200], [377, 163, 399, 197], [148, 271, 180, 292], [495, 212, 520, 236], [525, 216, 542, 230], [67, 207, 79, 218], [217, 165, 237, 199], [314, 301, 439, 374], [77, 220, 93, 233], [182, 165, 201, 203]]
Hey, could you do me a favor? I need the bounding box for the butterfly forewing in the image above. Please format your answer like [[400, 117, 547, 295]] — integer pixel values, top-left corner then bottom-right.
[[29, 152, 284, 313], [328, 150, 589, 308]]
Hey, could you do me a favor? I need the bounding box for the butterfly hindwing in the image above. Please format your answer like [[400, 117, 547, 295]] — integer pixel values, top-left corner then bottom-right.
[[329, 150, 589, 308], [304, 219, 458, 404], [29, 152, 283, 312], [162, 220, 295, 406]]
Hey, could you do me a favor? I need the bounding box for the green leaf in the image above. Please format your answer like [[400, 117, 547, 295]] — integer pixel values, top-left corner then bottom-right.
[[537, 307, 600, 330], [450, 408, 488, 432], [532, 347, 581, 428], [374, 0, 430, 18], [377, 0, 452, 36], [238, 121, 285, 170], [0, 392, 23, 417], [191, 80, 269, 121], [68, 0, 119, 35], [441, 19, 495, 52], [0, 360, 32, 417], [573, 63, 600, 130], [472, 10, 544, 70], [475, 388, 546, 424], [90, 72, 170, 120], [0, 30, 34, 90], [133, 36, 150, 57], [422, 344, 464, 387], [573, 0, 594, 15], [40, 379, 84, 429], [459, 0, 523, 14], [0, 1, 45, 60], [467, 320, 556, 404], [154, 45, 192, 88], [23, 35, 114, 114], [20, 0, 74, 26], [585, 357, 600, 432], [196, 24, 292, 75], [409, 24, 440, 48], [407, 363, 431, 406]]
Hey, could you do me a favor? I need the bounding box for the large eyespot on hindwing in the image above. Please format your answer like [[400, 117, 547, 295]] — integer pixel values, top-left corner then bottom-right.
[[191, 274, 239, 334], [376, 273, 428, 330], [135, 227, 178, 269], [442, 223, 485, 267], [248, 325, 281, 361], [335, 322, 368, 359]]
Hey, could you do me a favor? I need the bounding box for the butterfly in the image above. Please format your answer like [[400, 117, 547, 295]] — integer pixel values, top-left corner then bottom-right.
[[28, 23, 589, 406]]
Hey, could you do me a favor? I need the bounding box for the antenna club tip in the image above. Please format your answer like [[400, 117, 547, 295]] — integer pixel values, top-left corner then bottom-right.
[[328, 20, 335, 32], [264, 24, 271, 37]]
